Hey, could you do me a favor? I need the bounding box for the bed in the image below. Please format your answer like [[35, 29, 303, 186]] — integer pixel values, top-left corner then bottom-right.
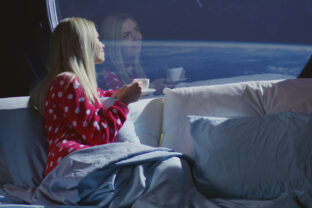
[[1, 77, 312, 207]]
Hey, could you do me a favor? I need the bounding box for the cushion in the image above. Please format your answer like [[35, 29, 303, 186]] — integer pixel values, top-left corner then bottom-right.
[[102, 96, 164, 146], [128, 97, 163, 147], [161, 78, 312, 156], [188, 113, 312, 199], [101, 97, 140, 144], [161, 81, 266, 156], [0, 96, 29, 109], [114, 115, 141, 144], [0, 108, 48, 188]]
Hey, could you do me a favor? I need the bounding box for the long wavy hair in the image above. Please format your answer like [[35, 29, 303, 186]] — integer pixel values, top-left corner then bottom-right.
[[100, 13, 145, 84], [28, 17, 100, 113]]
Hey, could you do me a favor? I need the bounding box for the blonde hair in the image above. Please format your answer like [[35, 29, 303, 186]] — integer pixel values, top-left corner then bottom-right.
[[100, 13, 145, 84], [28, 17, 100, 113]]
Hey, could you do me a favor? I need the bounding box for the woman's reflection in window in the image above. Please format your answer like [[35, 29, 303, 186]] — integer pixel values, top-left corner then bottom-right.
[[97, 13, 178, 94]]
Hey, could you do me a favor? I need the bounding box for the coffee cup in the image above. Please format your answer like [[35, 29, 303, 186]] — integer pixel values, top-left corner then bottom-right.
[[167, 67, 184, 81], [132, 78, 150, 90]]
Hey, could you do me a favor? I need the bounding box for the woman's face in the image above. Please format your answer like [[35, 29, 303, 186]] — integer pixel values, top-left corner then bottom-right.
[[94, 31, 105, 64], [120, 18, 142, 59]]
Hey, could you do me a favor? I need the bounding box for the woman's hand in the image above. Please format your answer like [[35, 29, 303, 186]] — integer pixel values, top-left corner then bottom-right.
[[115, 82, 142, 105]]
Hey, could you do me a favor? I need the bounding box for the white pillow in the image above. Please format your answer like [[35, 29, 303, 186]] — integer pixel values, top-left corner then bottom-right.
[[128, 97, 163, 147], [161, 81, 266, 156], [0, 96, 29, 109], [161, 78, 312, 156], [102, 96, 163, 147]]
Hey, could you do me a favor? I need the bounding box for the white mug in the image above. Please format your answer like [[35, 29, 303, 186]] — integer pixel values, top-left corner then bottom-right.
[[132, 78, 150, 90], [167, 67, 184, 81]]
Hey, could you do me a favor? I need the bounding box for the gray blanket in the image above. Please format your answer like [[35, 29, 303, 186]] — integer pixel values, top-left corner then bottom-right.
[[3, 143, 312, 208]]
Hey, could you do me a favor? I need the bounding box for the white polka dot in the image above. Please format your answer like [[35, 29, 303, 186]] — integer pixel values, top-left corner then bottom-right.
[[101, 122, 107, 128], [61, 133, 65, 138], [53, 114, 57, 120], [45, 101, 49, 106], [62, 139, 68, 143], [82, 135, 86, 140], [83, 121, 88, 127], [49, 109, 53, 114], [64, 106, 69, 112], [72, 121, 77, 127], [117, 119, 121, 125], [93, 121, 100, 130], [60, 80, 64, 86], [86, 109, 91, 115], [51, 93, 55, 98], [58, 92, 62, 98], [93, 121, 98, 126], [59, 147, 63, 152], [67, 94, 73, 100], [68, 147, 74, 152], [79, 97, 84, 102], [57, 142, 61, 147], [50, 161, 53, 167], [49, 140, 52, 145], [73, 82, 79, 89], [48, 126, 52, 132], [57, 157, 62, 163], [54, 127, 59, 134], [54, 138, 59, 143], [74, 107, 80, 114], [112, 109, 118, 114]]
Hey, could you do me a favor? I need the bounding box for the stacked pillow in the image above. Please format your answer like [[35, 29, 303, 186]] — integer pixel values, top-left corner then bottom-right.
[[162, 78, 312, 199]]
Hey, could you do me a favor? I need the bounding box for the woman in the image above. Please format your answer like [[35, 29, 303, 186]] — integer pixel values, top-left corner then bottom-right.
[[28, 17, 141, 176], [98, 13, 175, 94]]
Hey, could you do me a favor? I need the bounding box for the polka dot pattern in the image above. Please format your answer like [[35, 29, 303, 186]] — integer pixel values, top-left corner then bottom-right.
[[43, 73, 129, 176]]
